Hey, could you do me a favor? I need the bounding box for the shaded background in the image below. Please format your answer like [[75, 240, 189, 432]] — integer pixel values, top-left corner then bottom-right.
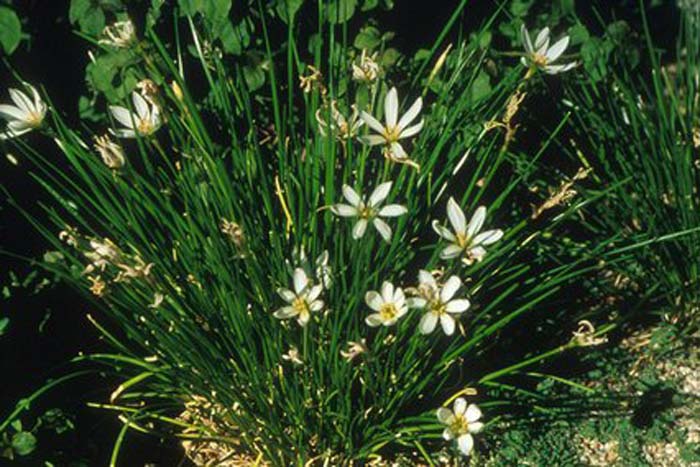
[[0, 0, 680, 464]]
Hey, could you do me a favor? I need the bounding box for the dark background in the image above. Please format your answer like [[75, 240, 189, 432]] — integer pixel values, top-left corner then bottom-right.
[[0, 0, 679, 465]]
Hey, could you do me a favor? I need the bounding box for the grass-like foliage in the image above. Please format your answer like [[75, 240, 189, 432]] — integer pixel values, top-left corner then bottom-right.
[[562, 7, 700, 329], [2, 2, 610, 464]]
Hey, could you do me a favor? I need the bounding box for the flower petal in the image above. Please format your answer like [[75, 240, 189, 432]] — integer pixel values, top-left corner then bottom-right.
[[359, 134, 386, 146], [274, 306, 297, 319], [0, 104, 27, 121], [360, 111, 385, 134], [418, 270, 437, 288], [306, 284, 323, 302], [545, 36, 570, 63], [368, 181, 392, 207], [342, 185, 362, 206], [473, 229, 503, 246], [132, 92, 149, 119], [9, 89, 33, 113], [352, 218, 368, 239], [389, 141, 408, 160], [457, 433, 474, 456], [469, 421, 484, 433], [381, 281, 394, 303], [365, 291, 383, 311], [378, 204, 407, 217], [447, 197, 467, 235], [446, 299, 470, 314], [309, 299, 324, 312], [397, 97, 422, 131], [440, 275, 462, 303], [385, 87, 398, 127], [440, 314, 455, 335], [466, 206, 486, 239], [419, 312, 438, 334], [277, 287, 296, 303], [454, 397, 467, 416], [406, 297, 427, 308], [373, 218, 392, 242], [521, 24, 534, 54], [109, 106, 135, 129], [436, 407, 454, 424], [534, 27, 550, 50], [432, 220, 456, 242], [331, 204, 358, 217], [466, 404, 482, 423], [399, 119, 424, 139], [293, 268, 308, 294], [440, 244, 463, 259], [365, 313, 384, 327]]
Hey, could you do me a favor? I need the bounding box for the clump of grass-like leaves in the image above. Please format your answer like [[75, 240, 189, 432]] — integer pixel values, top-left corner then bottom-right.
[[1, 2, 608, 464]]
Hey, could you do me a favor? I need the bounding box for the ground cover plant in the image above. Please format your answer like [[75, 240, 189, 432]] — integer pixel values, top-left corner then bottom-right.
[[0, 0, 698, 465]]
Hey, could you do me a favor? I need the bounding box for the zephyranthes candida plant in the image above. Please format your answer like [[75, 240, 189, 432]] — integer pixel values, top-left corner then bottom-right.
[[1, 3, 608, 464]]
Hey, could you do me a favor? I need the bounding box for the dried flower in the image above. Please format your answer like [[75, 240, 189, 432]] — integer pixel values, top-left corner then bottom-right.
[[94, 134, 126, 170]]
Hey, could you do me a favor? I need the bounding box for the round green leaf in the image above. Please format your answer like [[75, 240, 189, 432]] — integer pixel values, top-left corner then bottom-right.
[[11, 431, 37, 456], [0, 7, 22, 55]]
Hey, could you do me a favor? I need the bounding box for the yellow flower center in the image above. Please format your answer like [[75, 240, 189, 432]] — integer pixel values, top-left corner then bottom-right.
[[382, 125, 401, 143], [449, 414, 469, 436], [430, 300, 447, 317], [292, 296, 309, 315], [137, 118, 154, 135], [379, 302, 398, 321], [26, 111, 43, 128], [455, 232, 471, 249], [358, 204, 376, 219], [532, 53, 549, 67]]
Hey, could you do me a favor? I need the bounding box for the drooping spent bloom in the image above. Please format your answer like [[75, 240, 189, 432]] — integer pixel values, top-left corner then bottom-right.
[[274, 268, 324, 327], [0, 84, 47, 139], [93, 134, 126, 169], [316, 101, 364, 142], [365, 281, 408, 327], [520, 25, 576, 75], [352, 50, 381, 83], [408, 270, 470, 335], [432, 197, 503, 264], [360, 87, 423, 167], [109, 91, 162, 138], [99, 19, 136, 48], [437, 398, 484, 456], [331, 181, 407, 242]]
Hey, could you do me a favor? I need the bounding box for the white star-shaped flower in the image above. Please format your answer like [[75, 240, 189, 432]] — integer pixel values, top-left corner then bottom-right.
[[365, 281, 408, 327], [520, 25, 576, 75], [432, 197, 503, 264], [331, 181, 408, 242], [437, 398, 484, 456], [109, 91, 162, 138], [359, 87, 423, 167], [408, 271, 470, 335], [0, 84, 47, 140], [274, 268, 324, 327]]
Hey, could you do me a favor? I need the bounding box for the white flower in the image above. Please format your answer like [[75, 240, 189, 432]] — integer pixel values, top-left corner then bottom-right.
[[99, 19, 136, 48], [408, 271, 470, 336], [273, 268, 324, 327], [0, 84, 47, 139], [432, 198, 503, 264], [360, 87, 423, 167], [93, 134, 126, 169], [316, 101, 364, 141], [352, 50, 381, 83], [109, 91, 162, 138], [520, 25, 576, 75], [331, 181, 408, 242], [365, 281, 408, 327], [282, 346, 303, 366], [436, 398, 484, 456]]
